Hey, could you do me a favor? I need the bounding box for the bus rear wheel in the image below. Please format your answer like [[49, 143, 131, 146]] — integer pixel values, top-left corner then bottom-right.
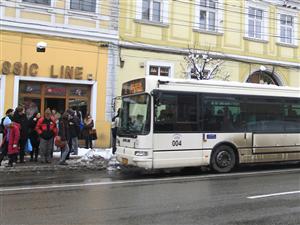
[[211, 145, 236, 173]]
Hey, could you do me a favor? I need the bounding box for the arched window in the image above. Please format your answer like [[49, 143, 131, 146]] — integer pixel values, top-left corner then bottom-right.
[[246, 71, 280, 86]]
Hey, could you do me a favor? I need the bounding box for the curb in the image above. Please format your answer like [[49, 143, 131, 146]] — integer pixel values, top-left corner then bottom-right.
[[0, 165, 107, 173], [0, 159, 108, 173]]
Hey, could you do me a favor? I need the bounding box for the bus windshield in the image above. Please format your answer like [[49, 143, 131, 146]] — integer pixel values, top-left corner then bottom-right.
[[118, 94, 151, 136]]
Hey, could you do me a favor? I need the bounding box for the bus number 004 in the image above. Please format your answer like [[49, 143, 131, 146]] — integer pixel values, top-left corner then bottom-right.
[[172, 140, 182, 146]]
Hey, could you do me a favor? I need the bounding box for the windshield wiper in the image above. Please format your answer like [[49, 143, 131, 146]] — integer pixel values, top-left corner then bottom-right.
[[117, 128, 138, 138], [118, 133, 137, 138]]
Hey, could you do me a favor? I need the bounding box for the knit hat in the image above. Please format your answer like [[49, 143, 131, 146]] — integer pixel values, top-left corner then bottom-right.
[[15, 106, 24, 113], [45, 108, 51, 115], [67, 109, 75, 116]]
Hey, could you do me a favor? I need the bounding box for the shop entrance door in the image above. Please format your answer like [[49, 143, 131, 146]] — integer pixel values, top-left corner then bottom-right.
[[45, 98, 66, 115]]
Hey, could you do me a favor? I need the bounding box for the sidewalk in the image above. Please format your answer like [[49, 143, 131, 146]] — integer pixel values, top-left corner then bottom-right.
[[0, 148, 113, 173]]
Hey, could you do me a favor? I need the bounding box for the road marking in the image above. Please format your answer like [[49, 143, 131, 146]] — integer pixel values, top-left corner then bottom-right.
[[248, 190, 300, 199], [1, 174, 229, 192], [1, 168, 300, 193]]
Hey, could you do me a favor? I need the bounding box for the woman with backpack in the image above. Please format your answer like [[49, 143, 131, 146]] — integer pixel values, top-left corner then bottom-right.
[[0, 116, 20, 167]]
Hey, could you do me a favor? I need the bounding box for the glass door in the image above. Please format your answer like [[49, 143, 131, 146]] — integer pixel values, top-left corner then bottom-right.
[[45, 98, 66, 115]]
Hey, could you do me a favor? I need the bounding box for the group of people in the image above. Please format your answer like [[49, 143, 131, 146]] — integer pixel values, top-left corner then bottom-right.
[[0, 107, 95, 167]]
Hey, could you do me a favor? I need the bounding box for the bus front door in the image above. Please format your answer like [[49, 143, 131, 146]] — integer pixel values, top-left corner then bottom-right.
[[152, 133, 204, 169]]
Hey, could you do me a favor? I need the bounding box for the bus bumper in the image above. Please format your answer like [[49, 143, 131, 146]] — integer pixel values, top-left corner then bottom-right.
[[116, 148, 153, 169]]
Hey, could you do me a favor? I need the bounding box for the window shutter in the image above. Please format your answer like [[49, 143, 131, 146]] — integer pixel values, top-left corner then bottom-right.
[[293, 17, 298, 45], [263, 8, 269, 41], [162, 0, 169, 24], [194, 0, 200, 30], [136, 0, 143, 20], [245, 7, 250, 37], [217, 0, 224, 33]]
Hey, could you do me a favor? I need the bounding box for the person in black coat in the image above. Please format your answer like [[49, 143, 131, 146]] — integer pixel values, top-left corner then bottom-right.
[[67, 109, 80, 157], [82, 114, 94, 149], [28, 112, 41, 162], [111, 109, 120, 154], [58, 112, 71, 165], [0, 109, 14, 135], [12, 107, 29, 163]]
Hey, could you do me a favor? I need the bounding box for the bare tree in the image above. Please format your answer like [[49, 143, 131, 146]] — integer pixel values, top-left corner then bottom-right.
[[182, 47, 229, 80]]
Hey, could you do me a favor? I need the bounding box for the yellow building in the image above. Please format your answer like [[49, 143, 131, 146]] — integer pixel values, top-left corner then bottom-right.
[[117, 0, 300, 97], [0, 0, 119, 147]]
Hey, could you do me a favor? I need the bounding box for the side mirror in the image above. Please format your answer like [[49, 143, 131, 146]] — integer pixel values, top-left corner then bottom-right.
[[152, 91, 162, 104]]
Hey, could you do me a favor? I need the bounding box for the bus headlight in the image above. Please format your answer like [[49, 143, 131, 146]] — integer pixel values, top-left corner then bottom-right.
[[134, 151, 148, 156], [134, 139, 139, 148]]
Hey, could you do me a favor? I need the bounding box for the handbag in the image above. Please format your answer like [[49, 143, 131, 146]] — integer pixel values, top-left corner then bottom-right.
[[0, 143, 4, 154], [54, 136, 66, 148], [79, 121, 84, 131], [90, 129, 97, 140], [25, 138, 32, 153]]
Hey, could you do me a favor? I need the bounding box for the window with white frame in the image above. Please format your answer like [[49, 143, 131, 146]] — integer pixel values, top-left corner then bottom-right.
[[23, 0, 50, 5], [199, 0, 218, 31], [248, 7, 263, 39], [70, 0, 96, 12], [149, 65, 170, 77], [142, 0, 162, 22], [280, 14, 294, 44], [146, 61, 173, 77]]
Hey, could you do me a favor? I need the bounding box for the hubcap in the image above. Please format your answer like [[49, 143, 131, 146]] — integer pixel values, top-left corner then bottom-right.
[[216, 151, 232, 168]]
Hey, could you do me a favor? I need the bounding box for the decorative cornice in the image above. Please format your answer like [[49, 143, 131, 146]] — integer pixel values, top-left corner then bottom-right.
[[119, 41, 300, 69], [1, 20, 119, 43]]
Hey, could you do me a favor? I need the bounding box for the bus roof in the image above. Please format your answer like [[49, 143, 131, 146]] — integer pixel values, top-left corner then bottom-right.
[[144, 76, 300, 98]]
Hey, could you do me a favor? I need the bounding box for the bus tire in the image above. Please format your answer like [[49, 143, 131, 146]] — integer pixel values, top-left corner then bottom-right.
[[211, 145, 236, 173]]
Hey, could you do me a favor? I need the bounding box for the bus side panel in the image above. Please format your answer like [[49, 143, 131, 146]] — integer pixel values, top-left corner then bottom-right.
[[202, 133, 249, 149], [153, 133, 204, 168], [202, 133, 249, 164], [153, 151, 206, 169], [253, 133, 300, 154], [239, 133, 300, 164]]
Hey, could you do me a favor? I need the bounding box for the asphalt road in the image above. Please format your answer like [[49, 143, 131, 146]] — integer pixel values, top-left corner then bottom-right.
[[1, 166, 300, 225]]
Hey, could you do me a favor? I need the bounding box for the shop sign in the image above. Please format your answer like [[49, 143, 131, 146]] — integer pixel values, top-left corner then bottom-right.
[[1, 61, 87, 80]]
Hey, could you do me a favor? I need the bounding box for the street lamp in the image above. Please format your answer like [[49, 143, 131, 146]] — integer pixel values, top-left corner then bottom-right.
[[259, 65, 266, 84], [36, 41, 47, 52]]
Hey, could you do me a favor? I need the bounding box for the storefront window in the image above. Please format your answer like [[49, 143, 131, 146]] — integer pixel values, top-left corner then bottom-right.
[[19, 97, 41, 119], [19, 82, 41, 94], [19, 81, 90, 117], [69, 99, 88, 120], [69, 86, 89, 97], [45, 84, 66, 96]]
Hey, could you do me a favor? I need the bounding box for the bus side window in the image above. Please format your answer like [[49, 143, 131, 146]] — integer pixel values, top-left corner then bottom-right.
[[221, 106, 234, 131], [154, 93, 176, 132], [284, 102, 300, 132], [203, 96, 241, 132]]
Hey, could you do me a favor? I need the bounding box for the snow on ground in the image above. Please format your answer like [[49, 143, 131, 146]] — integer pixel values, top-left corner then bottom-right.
[[0, 148, 117, 170], [53, 147, 113, 159], [53, 148, 117, 169]]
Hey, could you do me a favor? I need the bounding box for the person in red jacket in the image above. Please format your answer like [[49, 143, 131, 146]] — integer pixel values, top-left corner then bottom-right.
[[35, 108, 57, 163], [7, 121, 20, 167], [0, 116, 20, 167]]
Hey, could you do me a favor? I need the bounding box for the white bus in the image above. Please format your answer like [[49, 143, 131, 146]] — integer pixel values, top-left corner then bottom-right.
[[116, 77, 300, 172]]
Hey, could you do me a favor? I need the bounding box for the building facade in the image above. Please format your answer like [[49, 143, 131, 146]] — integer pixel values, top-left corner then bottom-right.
[[117, 0, 300, 98], [0, 0, 119, 147]]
